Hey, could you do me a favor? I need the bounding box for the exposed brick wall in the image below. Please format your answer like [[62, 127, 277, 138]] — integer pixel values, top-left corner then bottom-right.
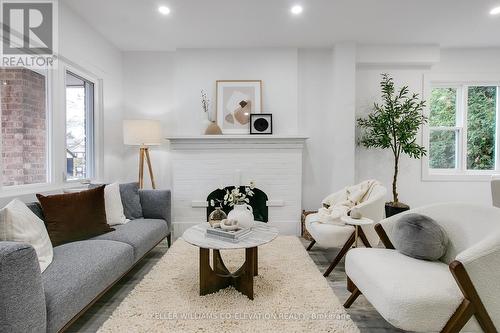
[[1, 68, 47, 186]]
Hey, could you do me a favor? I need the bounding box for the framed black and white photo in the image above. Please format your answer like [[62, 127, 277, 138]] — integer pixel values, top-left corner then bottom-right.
[[216, 80, 262, 134], [250, 114, 273, 135]]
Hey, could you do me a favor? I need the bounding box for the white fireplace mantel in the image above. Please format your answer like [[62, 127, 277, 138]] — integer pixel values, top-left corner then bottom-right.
[[167, 135, 308, 238], [166, 135, 308, 150]]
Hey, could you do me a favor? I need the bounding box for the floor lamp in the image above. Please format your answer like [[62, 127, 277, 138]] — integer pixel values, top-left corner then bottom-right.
[[123, 120, 162, 189]]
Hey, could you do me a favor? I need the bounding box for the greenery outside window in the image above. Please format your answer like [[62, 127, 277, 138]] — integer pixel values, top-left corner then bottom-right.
[[427, 83, 499, 178]]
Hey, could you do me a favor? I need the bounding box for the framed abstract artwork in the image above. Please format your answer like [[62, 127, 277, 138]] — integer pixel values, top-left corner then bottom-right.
[[216, 80, 262, 134]]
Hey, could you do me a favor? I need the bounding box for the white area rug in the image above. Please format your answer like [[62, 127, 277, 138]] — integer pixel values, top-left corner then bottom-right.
[[98, 236, 359, 333]]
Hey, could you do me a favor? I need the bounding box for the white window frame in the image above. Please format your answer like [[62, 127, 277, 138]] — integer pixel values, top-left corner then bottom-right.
[[59, 61, 103, 184], [0, 60, 103, 198], [422, 73, 500, 182]]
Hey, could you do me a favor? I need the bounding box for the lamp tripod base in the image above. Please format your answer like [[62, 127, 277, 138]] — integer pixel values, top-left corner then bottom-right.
[[138, 147, 156, 189]]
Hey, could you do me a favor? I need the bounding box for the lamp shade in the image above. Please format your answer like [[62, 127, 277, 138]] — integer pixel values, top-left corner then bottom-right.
[[123, 120, 162, 146]]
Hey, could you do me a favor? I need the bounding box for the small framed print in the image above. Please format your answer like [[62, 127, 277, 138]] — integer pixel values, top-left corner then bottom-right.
[[216, 80, 262, 134], [250, 114, 273, 135]]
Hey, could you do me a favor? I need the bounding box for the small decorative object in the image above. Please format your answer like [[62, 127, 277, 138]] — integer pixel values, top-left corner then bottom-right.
[[349, 207, 362, 219], [224, 182, 256, 228], [220, 219, 240, 231], [205, 225, 252, 243], [250, 113, 272, 134], [216, 80, 262, 134], [201, 89, 222, 135], [208, 207, 227, 227], [357, 74, 427, 217]]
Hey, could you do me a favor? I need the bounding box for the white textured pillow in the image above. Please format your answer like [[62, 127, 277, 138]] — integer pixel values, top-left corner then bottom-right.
[[105, 182, 129, 226], [0, 199, 53, 272]]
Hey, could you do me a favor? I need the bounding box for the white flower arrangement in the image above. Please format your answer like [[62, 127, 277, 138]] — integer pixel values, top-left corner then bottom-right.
[[210, 182, 256, 207], [210, 181, 255, 207]]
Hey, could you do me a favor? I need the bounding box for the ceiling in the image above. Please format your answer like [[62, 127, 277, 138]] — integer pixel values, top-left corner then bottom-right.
[[63, 0, 500, 51]]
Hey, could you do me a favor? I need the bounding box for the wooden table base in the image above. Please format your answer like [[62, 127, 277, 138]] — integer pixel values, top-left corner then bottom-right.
[[199, 247, 257, 300]]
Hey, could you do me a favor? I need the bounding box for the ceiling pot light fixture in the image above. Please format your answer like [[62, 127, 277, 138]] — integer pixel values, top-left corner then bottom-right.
[[158, 6, 171, 15], [490, 6, 500, 15], [291, 5, 303, 15]]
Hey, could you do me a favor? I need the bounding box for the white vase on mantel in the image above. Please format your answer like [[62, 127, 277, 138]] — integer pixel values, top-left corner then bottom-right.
[[227, 204, 255, 229]]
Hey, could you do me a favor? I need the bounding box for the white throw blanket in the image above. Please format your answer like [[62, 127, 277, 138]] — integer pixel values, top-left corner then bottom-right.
[[317, 180, 380, 225]]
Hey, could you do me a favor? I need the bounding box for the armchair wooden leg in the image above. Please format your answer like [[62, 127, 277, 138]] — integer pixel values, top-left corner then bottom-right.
[[166, 234, 172, 247], [323, 232, 356, 277], [346, 277, 355, 293], [306, 239, 316, 251], [344, 286, 361, 308]]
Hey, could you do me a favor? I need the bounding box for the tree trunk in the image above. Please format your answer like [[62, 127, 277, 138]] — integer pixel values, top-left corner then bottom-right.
[[392, 155, 399, 204]]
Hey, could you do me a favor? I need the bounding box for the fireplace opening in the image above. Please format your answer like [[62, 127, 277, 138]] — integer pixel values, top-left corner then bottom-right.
[[206, 186, 268, 222]]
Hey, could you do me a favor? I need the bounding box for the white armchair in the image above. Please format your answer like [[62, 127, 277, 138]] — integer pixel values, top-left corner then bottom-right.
[[305, 182, 387, 277], [344, 203, 500, 333]]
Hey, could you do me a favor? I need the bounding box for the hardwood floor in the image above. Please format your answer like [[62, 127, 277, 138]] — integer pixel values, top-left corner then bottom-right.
[[68, 239, 406, 333]]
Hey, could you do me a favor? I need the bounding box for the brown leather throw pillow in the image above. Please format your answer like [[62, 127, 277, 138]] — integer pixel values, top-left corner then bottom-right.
[[36, 186, 114, 246]]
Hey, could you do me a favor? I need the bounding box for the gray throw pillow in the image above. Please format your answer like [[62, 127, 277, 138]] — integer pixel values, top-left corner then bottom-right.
[[119, 182, 143, 219], [26, 202, 45, 222], [393, 213, 448, 261]]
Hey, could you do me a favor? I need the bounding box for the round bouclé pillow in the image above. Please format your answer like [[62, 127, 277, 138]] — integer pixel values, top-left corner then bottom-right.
[[392, 213, 448, 261]]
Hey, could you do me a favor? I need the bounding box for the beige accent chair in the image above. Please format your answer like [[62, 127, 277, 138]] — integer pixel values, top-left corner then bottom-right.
[[305, 182, 386, 277], [344, 203, 500, 333]]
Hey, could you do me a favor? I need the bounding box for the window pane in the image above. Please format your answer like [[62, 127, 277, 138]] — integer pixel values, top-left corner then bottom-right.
[[66, 71, 94, 180], [429, 129, 457, 169], [430, 87, 457, 127], [466, 86, 497, 170], [1, 68, 47, 186]]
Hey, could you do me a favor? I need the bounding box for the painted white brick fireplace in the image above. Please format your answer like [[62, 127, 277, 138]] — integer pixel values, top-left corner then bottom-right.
[[167, 135, 308, 238]]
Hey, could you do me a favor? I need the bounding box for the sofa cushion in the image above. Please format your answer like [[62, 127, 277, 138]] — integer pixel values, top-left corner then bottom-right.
[[26, 202, 45, 222], [119, 182, 143, 219], [42, 240, 134, 333], [345, 248, 479, 332], [91, 218, 168, 261], [37, 186, 114, 246], [393, 213, 448, 261], [0, 199, 53, 272]]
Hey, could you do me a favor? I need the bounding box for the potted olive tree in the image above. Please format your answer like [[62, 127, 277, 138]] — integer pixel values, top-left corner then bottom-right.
[[357, 74, 427, 217]]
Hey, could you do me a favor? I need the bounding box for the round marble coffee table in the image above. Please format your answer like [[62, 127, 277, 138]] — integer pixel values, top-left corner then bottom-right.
[[182, 222, 278, 300]]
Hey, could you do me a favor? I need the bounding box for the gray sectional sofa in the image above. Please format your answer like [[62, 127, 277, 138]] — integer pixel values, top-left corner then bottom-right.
[[0, 189, 171, 333]]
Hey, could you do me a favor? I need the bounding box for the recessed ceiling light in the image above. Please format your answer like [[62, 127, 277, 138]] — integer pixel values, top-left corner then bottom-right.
[[490, 6, 500, 15], [291, 5, 303, 15], [158, 6, 171, 15]]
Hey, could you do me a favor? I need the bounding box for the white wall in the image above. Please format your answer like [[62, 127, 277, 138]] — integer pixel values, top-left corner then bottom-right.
[[355, 47, 500, 208], [121, 48, 303, 189], [59, 3, 124, 183], [121, 52, 175, 188], [121, 47, 355, 209], [122, 46, 500, 212], [0, 3, 123, 206], [298, 49, 333, 209]]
